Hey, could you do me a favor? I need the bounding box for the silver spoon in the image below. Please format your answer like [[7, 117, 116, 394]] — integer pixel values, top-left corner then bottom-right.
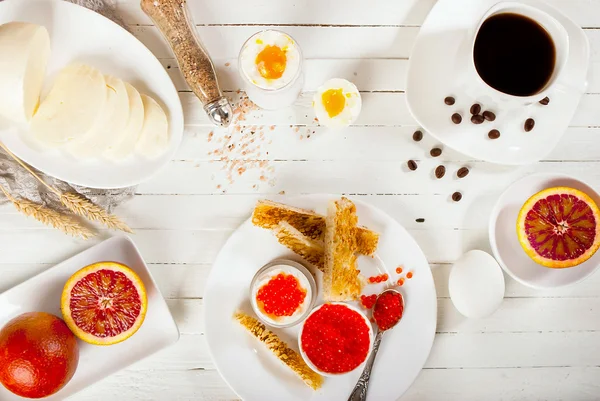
[[347, 289, 405, 401]]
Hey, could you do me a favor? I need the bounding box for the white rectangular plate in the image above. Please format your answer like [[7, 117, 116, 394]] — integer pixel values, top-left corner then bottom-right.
[[0, 236, 180, 400]]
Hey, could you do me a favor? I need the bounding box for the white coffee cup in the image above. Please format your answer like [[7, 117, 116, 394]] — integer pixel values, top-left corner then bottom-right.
[[467, 2, 569, 107]]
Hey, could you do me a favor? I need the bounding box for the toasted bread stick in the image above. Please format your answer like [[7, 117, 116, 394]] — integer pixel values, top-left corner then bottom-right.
[[234, 312, 323, 390], [323, 197, 363, 301], [273, 221, 325, 271], [252, 199, 379, 256]]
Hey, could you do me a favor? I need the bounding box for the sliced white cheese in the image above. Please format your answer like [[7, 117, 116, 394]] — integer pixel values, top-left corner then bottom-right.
[[0, 22, 50, 124], [31, 64, 106, 146], [67, 75, 129, 159], [104, 82, 144, 161], [135, 94, 169, 159]]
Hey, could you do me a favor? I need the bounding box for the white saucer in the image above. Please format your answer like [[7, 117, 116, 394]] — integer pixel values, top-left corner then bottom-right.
[[204, 195, 437, 401], [489, 173, 600, 289], [0, 236, 180, 400], [0, 0, 184, 188], [406, 0, 590, 165]]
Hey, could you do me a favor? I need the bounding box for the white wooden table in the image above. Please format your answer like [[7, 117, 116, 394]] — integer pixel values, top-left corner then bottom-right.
[[2, 0, 600, 399]]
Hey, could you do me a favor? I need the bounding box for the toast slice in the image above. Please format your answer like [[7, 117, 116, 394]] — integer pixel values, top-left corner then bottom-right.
[[273, 221, 325, 271], [253, 199, 379, 256], [234, 312, 323, 390], [323, 197, 364, 301]]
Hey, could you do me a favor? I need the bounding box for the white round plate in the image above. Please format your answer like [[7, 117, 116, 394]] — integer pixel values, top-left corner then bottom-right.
[[205, 195, 437, 401], [0, 0, 183, 188], [489, 173, 600, 289], [406, 0, 589, 165]]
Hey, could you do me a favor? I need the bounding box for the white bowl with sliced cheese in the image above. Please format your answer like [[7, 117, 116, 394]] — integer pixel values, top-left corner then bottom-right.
[[0, 0, 183, 188]]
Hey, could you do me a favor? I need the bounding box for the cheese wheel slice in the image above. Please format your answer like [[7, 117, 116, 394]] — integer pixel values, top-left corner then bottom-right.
[[0, 22, 50, 124], [104, 82, 144, 161], [31, 64, 106, 146], [135, 95, 169, 159], [67, 75, 130, 159]]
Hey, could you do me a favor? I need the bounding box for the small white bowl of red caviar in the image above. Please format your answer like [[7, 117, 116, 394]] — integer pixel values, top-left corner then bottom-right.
[[250, 259, 317, 328], [298, 302, 374, 376]]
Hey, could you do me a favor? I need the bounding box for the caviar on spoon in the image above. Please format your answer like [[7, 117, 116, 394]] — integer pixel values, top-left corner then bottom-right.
[[348, 289, 404, 401]]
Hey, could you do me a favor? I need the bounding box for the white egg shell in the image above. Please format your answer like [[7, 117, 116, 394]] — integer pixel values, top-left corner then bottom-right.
[[31, 64, 106, 146], [313, 78, 362, 129], [239, 30, 301, 90], [0, 22, 50, 124], [449, 250, 505, 318]]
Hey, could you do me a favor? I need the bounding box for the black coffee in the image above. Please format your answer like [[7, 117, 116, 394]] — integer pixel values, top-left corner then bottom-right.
[[473, 13, 556, 97]]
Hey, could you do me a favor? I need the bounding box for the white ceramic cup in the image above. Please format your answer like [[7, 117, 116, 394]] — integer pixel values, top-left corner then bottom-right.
[[466, 2, 569, 106]]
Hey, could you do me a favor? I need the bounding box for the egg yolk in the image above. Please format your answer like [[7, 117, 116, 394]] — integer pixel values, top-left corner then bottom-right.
[[321, 88, 346, 118], [255, 45, 287, 80]]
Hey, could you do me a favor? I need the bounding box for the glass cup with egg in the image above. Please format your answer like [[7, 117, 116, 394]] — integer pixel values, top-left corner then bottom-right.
[[238, 30, 304, 110]]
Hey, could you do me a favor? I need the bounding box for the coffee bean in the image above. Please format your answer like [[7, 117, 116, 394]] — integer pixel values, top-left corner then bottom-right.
[[483, 110, 496, 121], [451, 113, 462, 124], [452, 192, 463, 202], [430, 147, 442, 157], [471, 114, 484, 124], [407, 160, 418, 170], [435, 165, 446, 179], [412, 130, 423, 142], [457, 167, 469, 178], [488, 129, 501, 139], [470, 104, 481, 115], [444, 96, 455, 105], [524, 118, 535, 132], [416, 218, 425, 223], [539, 97, 550, 105]]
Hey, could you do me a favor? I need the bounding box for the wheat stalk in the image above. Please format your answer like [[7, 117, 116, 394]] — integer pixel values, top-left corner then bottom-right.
[[60, 192, 133, 233], [0, 141, 133, 234], [0, 184, 95, 239]]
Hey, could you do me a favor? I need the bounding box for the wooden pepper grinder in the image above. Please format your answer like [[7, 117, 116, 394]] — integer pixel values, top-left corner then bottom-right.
[[141, 0, 232, 127]]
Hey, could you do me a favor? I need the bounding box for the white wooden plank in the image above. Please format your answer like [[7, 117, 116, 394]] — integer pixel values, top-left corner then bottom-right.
[[173, 126, 600, 162], [136, 160, 600, 195], [0, 228, 489, 264], [164, 58, 600, 94], [162, 58, 407, 92], [179, 92, 600, 127], [5, 260, 600, 301], [74, 366, 600, 401], [132, 26, 600, 61], [130, 25, 419, 59], [3, 260, 600, 301], [117, 0, 600, 28], [165, 298, 600, 334], [121, 331, 600, 371]]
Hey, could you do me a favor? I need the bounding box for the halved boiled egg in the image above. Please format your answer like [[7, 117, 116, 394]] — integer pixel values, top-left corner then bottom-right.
[[239, 30, 301, 90], [313, 78, 361, 129]]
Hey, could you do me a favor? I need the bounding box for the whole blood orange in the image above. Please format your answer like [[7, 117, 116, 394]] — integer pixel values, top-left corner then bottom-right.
[[0, 312, 79, 399], [61, 262, 148, 345], [517, 187, 600, 268]]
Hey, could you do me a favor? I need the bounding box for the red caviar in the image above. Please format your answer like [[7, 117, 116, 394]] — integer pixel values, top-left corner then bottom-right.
[[406, 271, 413, 279], [396, 266, 403, 274], [360, 294, 378, 309], [301, 304, 370, 373], [367, 273, 389, 284], [373, 291, 404, 331], [256, 273, 306, 317], [397, 278, 405, 286]]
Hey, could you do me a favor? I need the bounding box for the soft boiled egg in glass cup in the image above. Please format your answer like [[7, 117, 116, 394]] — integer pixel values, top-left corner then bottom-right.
[[313, 78, 362, 129], [238, 30, 304, 110]]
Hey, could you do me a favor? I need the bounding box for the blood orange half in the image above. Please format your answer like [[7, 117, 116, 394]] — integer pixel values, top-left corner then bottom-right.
[[61, 262, 148, 345], [517, 187, 600, 268]]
